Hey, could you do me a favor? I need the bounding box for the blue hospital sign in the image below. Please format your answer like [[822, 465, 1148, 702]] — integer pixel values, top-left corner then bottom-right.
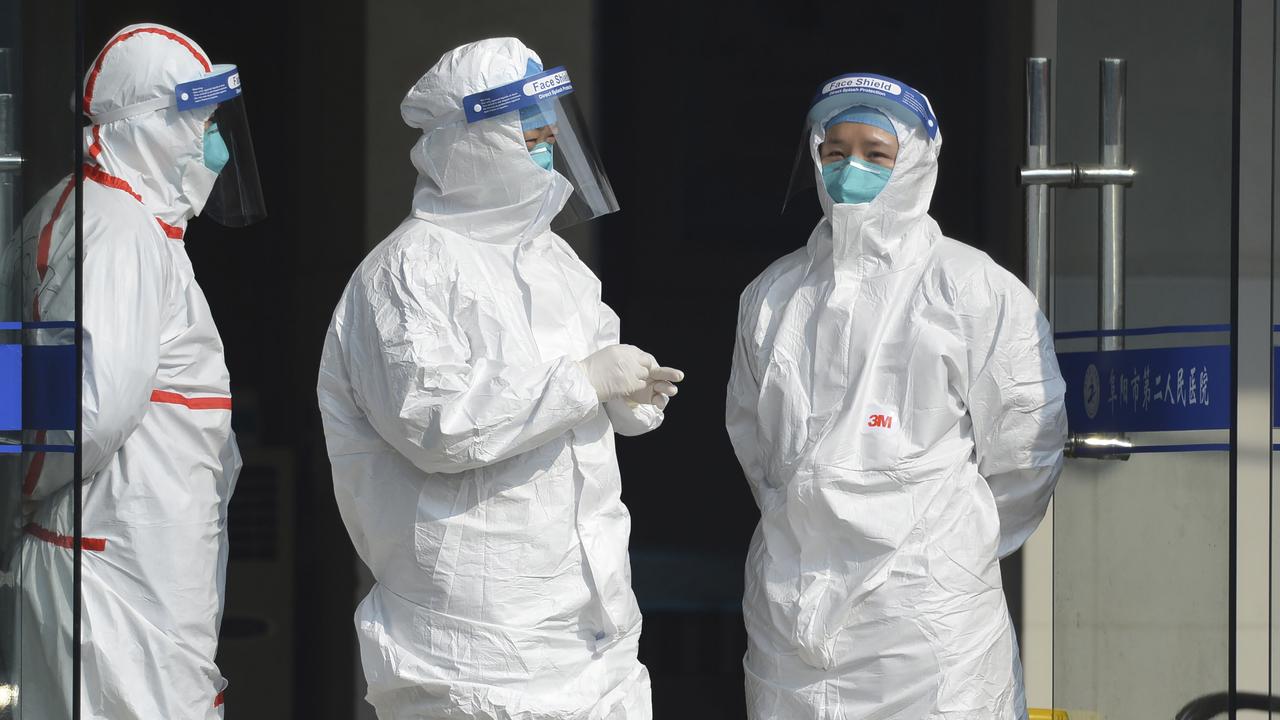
[[1057, 345, 1230, 433], [0, 344, 20, 431], [24, 344, 77, 431]]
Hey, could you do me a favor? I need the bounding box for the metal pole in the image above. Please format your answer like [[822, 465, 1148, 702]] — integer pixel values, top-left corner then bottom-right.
[[1025, 58, 1051, 317], [0, 47, 11, 94], [0, 94, 15, 265], [1099, 58, 1126, 352]]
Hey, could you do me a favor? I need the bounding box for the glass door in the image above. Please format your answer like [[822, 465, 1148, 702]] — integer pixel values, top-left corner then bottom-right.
[[0, 1, 82, 718], [1049, 1, 1237, 718]]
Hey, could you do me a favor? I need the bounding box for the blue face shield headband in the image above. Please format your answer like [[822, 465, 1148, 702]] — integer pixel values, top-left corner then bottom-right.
[[806, 73, 938, 139]]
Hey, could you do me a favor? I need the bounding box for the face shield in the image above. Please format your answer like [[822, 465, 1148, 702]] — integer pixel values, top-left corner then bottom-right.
[[783, 73, 939, 212], [176, 64, 267, 226], [462, 64, 619, 230]]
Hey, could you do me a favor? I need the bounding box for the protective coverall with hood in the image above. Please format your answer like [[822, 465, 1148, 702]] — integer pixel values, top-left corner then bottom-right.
[[12, 24, 248, 720], [317, 38, 657, 720], [726, 74, 1067, 719]]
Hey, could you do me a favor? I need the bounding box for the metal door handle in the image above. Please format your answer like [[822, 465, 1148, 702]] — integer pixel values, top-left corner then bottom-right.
[[0, 94, 19, 172], [1021, 58, 1136, 459], [1023, 58, 1051, 316]]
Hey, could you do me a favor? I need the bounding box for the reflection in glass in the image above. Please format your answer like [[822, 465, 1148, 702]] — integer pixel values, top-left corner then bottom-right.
[[0, 2, 81, 718]]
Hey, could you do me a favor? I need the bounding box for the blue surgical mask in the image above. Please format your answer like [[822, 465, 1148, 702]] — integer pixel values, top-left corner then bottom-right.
[[821, 156, 892, 205], [529, 142, 554, 171], [203, 123, 230, 174]]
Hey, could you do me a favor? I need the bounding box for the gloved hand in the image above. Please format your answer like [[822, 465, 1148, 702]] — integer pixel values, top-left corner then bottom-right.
[[626, 366, 685, 409], [580, 345, 659, 402]]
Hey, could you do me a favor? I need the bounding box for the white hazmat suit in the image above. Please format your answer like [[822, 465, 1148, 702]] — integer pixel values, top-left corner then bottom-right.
[[727, 81, 1067, 719], [14, 23, 241, 720], [318, 38, 659, 720]]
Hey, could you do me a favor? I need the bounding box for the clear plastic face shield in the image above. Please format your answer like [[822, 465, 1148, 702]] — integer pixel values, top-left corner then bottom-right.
[[176, 64, 267, 226], [782, 73, 939, 212], [463, 63, 619, 230]]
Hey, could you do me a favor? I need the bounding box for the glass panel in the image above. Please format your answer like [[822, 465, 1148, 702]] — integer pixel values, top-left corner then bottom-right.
[[0, 3, 20, 716], [1273, 3, 1280, 711], [1052, 1, 1234, 718], [0, 1, 81, 718]]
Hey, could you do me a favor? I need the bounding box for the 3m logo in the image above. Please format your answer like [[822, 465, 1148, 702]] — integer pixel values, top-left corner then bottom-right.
[[867, 414, 894, 429]]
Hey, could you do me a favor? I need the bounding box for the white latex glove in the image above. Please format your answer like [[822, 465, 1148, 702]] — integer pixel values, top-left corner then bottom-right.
[[626, 366, 685, 408], [580, 345, 658, 402]]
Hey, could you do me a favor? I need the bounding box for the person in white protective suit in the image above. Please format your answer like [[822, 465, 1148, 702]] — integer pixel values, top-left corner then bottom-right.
[[726, 72, 1067, 719], [317, 37, 682, 720], [11, 23, 265, 720]]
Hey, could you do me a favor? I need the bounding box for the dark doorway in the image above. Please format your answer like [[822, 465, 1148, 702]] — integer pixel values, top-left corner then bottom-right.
[[597, 2, 1031, 716]]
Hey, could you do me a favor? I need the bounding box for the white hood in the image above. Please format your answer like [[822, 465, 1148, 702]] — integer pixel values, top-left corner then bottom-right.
[[400, 37, 573, 245], [807, 108, 944, 276], [82, 23, 219, 233]]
